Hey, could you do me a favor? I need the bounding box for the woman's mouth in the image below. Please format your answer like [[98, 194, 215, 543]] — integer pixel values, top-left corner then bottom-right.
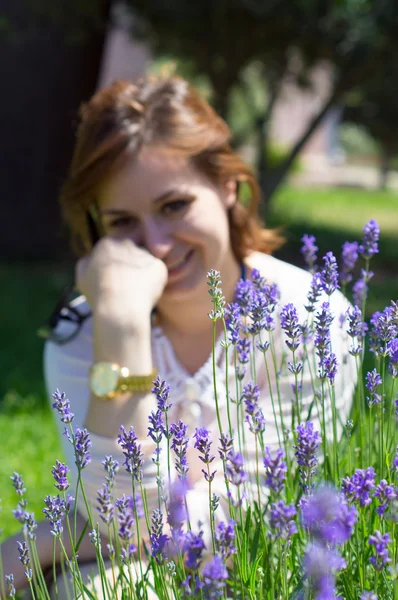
[[167, 249, 195, 279]]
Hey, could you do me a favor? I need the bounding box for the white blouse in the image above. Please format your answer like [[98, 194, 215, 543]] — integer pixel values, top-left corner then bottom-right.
[[44, 252, 357, 538]]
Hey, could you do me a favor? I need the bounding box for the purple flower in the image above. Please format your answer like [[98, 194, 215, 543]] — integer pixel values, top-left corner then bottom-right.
[[294, 422, 321, 492], [150, 508, 169, 564], [249, 291, 275, 334], [365, 369, 383, 406], [352, 278, 368, 307], [361, 593, 378, 600], [305, 272, 323, 313], [263, 447, 287, 494], [359, 220, 380, 259], [102, 455, 119, 482], [167, 479, 189, 544], [301, 486, 357, 545], [269, 500, 297, 540], [388, 338, 398, 377], [234, 279, 255, 316], [201, 555, 228, 599], [118, 425, 144, 481], [5, 574, 16, 599], [170, 420, 189, 480], [17, 541, 30, 567], [183, 530, 206, 570], [323, 352, 338, 384], [340, 241, 359, 285], [224, 302, 241, 345], [314, 302, 334, 354], [218, 433, 234, 462], [373, 480, 396, 516], [225, 451, 248, 486], [241, 381, 266, 434], [23, 513, 37, 541], [304, 542, 346, 600], [237, 338, 251, 364], [43, 494, 73, 537], [393, 445, 398, 469], [369, 306, 397, 358], [120, 543, 137, 564], [342, 466, 376, 507], [214, 519, 236, 561], [346, 305, 367, 339], [368, 530, 391, 569], [148, 409, 165, 444], [51, 460, 70, 492], [97, 483, 114, 525], [73, 428, 92, 469], [51, 389, 75, 424], [194, 427, 216, 483], [115, 495, 135, 542], [320, 252, 340, 296], [280, 303, 301, 351], [10, 473, 25, 497], [152, 376, 172, 412], [301, 234, 318, 271]]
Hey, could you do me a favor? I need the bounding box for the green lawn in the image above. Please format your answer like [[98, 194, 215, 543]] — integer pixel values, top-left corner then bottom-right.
[[1, 184, 397, 537]]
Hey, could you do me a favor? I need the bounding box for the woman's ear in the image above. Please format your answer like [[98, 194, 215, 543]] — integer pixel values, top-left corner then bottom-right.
[[224, 179, 237, 209]]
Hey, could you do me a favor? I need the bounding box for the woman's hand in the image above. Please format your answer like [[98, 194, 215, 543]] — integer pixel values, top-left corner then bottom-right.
[[76, 237, 168, 327]]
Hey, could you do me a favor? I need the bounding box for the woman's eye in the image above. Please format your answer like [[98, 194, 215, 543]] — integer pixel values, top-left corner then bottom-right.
[[161, 199, 190, 216], [109, 216, 136, 228]]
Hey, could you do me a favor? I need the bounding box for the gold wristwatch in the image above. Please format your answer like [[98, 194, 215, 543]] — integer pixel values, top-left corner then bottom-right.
[[90, 362, 157, 399]]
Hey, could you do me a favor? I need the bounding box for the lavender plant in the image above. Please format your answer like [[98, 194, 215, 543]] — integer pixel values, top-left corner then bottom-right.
[[2, 219, 398, 600]]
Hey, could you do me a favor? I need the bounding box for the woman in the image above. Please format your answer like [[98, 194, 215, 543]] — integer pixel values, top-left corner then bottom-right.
[[3, 76, 356, 595]]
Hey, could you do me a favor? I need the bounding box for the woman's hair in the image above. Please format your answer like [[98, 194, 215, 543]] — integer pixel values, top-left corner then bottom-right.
[[60, 76, 283, 261]]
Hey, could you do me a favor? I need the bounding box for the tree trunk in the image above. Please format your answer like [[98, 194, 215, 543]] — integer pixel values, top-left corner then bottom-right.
[[0, 1, 110, 261], [262, 87, 341, 202]]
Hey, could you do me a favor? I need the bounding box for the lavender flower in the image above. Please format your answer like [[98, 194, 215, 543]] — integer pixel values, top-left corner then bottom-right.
[[167, 480, 189, 544], [218, 433, 234, 462], [393, 445, 398, 470], [263, 447, 287, 494], [236, 338, 251, 364], [97, 483, 114, 525], [269, 500, 297, 540], [102, 455, 119, 482], [388, 338, 398, 377], [304, 542, 346, 600], [5, 574, 16, 599], [340, 241, 359, 285], [17, 541, 30, 568], [359, 220, 380, 259], [361, 593, 378, 600], [51, 389, 75, 423], [115, 495, 135, 542], [150, 508, 169, 564], [42, 494, 73, 537], [183, 530, 206, 570], [365, 369, 383, 406], [280, 303, 301, 351], [241, 381, 266, 434], [23, 512, 37, 541], [152, 376, 172, 412], [323, 352, 338, 384], [73, 428, 92, 469], [369, 306, 397, 357], [224, 302, 241, 345], [294, 422, 321, 492], [342, 466, 376, 507], [118, 425, 144, 481], [88, 529, 101, 549], [148, 409, 165, 444], [170, 420, 189, 480], [301, 234, 318, 271], [214, 519, 236, 560], [207, 269, 225, 321], [234, 279, 255, 316], [201, 555, 228, 599], [373, 480, 396, 516], [320, 252, 340, 296], [353, 277, 368, 307], [225, 451, 248, 486], [51, 460, 70, 491], [368, 530, 391, 570], [120, 543, 137, 564], [301, 486, 357, 545], [305, 272, 323, 313], [194, 427, 216, 483], [314, 302, 334, 355], [10, 473, 25, 497]]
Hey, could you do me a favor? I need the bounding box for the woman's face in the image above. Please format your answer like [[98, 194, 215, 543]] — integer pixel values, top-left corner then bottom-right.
[[96, 147, 239, 302]]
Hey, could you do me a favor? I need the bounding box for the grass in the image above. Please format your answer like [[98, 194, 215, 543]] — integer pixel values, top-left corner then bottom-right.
[[1, 184, 397, 538]]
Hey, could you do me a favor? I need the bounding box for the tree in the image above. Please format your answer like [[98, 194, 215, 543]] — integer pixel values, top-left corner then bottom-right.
[[1, 0, 110, 260], [129, 0, 398, 203], [343, 59, 398, 190]]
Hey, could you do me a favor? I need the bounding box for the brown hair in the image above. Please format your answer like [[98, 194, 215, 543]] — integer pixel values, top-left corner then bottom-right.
[[60, 76, 283, 261]]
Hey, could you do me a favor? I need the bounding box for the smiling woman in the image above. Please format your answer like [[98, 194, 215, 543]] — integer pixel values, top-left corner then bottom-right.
[[1, 76, 357, 597]]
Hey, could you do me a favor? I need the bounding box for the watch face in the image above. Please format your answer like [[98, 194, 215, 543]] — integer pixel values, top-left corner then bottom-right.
[[90, 362, 120, 397]]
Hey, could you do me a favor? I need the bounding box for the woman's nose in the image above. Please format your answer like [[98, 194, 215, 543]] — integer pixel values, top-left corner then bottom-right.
[[139, 219, 172, 259]]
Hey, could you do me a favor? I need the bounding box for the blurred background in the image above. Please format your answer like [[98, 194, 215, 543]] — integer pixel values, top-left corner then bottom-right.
[[1, 0, 398, 534]]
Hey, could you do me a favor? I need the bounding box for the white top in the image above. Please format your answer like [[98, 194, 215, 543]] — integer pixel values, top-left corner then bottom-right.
[[44, 253, 356, 537]]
